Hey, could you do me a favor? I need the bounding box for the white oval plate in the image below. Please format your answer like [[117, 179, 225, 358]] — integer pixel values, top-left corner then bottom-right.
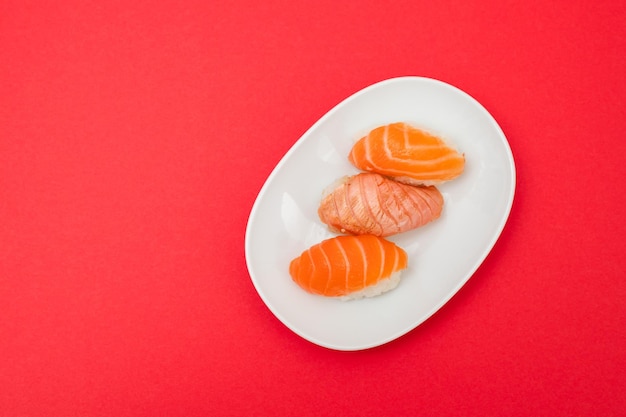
[[245, 76, 515, 351]]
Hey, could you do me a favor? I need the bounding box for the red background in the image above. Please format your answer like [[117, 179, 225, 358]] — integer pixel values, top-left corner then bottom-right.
[[2, 1, 625, 415]]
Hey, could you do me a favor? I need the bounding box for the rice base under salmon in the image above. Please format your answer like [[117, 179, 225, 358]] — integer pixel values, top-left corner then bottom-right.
[[339, 270, 402, 301]]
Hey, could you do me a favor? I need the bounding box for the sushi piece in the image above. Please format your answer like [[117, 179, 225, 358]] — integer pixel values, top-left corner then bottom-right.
[[318, 172, 443, 237], [289, 234, 408, 300], [348, 122, 465, 186]]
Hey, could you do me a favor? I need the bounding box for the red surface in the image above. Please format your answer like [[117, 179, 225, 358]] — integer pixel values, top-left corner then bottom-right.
[[1, 1, 625, 415]]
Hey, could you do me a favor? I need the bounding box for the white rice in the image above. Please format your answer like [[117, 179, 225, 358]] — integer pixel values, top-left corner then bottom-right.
[[321, 175, 349, 198], [391, 175, 444, 187], [339, 270, 402, 301]]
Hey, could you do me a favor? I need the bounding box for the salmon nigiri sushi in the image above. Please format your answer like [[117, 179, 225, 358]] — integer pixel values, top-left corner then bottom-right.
[[318, 172, 443, 237], [348, 122, 465, 186], [289, 235, 408, 300]]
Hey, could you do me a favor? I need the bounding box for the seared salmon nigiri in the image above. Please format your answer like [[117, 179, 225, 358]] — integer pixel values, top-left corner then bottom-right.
[[348, 122, 465, 186], [318, 172, 443, 237], [289, 235, 408, 300]]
